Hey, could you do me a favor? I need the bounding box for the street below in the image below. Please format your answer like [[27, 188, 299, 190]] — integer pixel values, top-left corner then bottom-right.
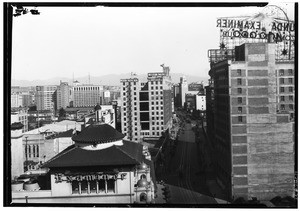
[[156, 114, 217, 204]]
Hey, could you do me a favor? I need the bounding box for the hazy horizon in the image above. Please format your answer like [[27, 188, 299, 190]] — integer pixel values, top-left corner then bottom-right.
[[11, 3, 295, 81]]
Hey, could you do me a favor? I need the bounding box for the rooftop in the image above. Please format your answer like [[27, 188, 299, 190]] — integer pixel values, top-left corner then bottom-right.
[[72, 124, 125, 144], [43, 140, 144, 168]]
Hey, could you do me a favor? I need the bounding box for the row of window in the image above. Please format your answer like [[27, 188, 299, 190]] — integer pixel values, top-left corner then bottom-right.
[[72, 179, 115, 195], [280, 96, 294, 101], [73, 87, 102, 91], [25, 144, 39, 158], [279, 69, 293, 76], [280, 87, 293, 93], [279, 78, 293, 84], [234, 69, 293, 77], [122, 82, 137, 86], [150, 86, 163, 90], [150, 81, 163, 85], [280, 104, 294, 110]]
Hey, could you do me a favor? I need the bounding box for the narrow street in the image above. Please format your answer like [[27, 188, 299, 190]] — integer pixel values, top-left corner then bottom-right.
[[157, 114, 217, 204]]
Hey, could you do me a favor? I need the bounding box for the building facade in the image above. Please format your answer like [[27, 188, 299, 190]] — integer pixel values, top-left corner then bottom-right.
[[35, 85, 57, 111], [173, 84, 181, 108], [11, 122, 25, 180], [12, 124, 156, 204], [196, 94, 206, 111], [207, 42, 295, 200], [56, 81, 72, 111], [11, 92, 23, 108], [72, 83, 104, 107], [179, 76, 188, 107], [121, 67, 173, 142], [11, 108, 29, 132]]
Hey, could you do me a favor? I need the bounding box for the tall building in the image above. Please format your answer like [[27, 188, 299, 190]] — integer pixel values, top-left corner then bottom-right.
[[72, 82, 104, 107], [35, 85, 57, 111], [11, 107, 29, 132], [56, 81, 72, 111], [173, 84, 181, 108], [120, 67, 173, 142], [207, 42, 295, 200], [179, 76, 188, 107], [11, 92, 23, 108]]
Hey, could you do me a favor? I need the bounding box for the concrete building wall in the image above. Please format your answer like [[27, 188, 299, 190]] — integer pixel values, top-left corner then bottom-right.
[[57, 82, 71, 110], [121, 71, 173, 142], [11, 93, 23, 108], [72, 85, 103, 107], [11, 129, 24, 180], [179, 76, 188, 107], [230, 43, 295, 200], [196, 95, 206, 111], [36, 86, 57, 111]]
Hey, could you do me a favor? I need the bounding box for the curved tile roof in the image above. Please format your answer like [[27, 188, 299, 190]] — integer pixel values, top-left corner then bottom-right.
[[42, 140, 144, 168], [72, 124, 125, 144]]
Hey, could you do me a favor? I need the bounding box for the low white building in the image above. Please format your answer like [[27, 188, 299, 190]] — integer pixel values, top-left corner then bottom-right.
[[12, 123, 156, 204]]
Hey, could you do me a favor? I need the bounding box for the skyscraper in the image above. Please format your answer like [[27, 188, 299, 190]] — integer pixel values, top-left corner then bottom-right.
[[56, 81, 72, 111], [121, 67, 173, 142], [35, 85, 57, 111], [207, 42, 295, 200], [179, 76, 188, 107]]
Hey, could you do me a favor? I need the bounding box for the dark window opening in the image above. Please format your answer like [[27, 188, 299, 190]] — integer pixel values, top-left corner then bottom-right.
[[139, 92, 149, 101], [107, 179, 115, 193], [140, 112, 149, 121], [141, 122, 150, 130]]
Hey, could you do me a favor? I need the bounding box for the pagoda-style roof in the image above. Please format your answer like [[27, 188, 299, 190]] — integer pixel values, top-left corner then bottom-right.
[[72, 124, 125, 144], [42, 140, 144, 168]]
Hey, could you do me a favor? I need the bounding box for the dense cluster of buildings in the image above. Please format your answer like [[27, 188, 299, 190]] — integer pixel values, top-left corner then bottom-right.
[[10, 65, 207, 204], [9, 7, 295, 205]]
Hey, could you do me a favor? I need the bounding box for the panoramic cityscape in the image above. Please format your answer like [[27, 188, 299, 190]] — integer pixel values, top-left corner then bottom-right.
[[6, 2, 296, 207]]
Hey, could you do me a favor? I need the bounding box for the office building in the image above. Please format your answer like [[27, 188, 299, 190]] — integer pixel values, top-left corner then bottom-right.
[[179, 76, 188, 107], [120, 67, 173, 142], [72, 82, 104, 107], [11, 92, 23, 108], [173, 84, 181, 108], [207, 42, 295, 200], [56, 81, 72, 111], [35, 85, 57, 111]]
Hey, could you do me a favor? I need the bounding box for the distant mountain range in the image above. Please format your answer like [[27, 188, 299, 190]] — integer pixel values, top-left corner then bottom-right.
[[11, 73, 209, 87]]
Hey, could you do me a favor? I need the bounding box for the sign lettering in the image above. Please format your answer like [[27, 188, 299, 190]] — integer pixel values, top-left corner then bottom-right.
[[217, 18, 295, 43], [54, 173, 127, 183]]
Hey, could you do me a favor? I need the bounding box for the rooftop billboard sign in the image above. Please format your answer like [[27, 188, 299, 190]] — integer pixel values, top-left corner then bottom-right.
[[217, 18, 295, 42]]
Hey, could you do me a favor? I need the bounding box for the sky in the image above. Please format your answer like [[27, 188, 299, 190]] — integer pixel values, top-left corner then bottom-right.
[[11, 2, 295, 81]]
